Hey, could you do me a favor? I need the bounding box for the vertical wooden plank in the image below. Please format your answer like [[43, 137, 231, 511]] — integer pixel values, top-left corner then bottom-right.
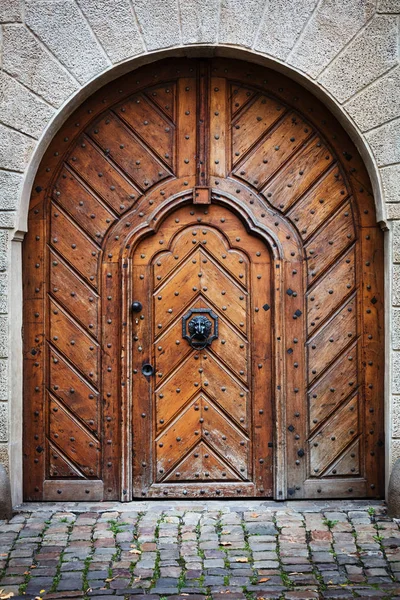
[[102, 262, 121, 500], [23, 210, 46, 500], [361, 226, 385, 496], [209, 77, 227, 179], [252, 248, 273, 496], [284, 260, 307, 499], [196, 61, 210, 187], [176, 77, 197, 180], [131, 250, 153, 497]]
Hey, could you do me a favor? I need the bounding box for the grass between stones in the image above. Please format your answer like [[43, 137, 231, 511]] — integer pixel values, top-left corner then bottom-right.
[[18, 516, 52, 595], [81, 513, 98, 599], [177, 514, 187, 593], [149, 512, 164, 590]]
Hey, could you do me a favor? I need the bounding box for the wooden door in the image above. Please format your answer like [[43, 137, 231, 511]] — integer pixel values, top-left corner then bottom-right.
[[23, 57, 384, 501], [132, 204, 272, 497]]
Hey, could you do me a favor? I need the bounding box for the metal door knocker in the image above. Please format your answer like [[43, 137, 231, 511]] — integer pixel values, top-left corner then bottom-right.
[[182, 308, 218, 349]]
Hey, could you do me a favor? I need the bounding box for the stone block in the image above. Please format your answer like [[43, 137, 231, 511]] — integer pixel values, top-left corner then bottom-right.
[[392, 439, 400, 467], [393, 222, 400, 263], [289, 0, 375, 78], [0, 360, 8, 401], [381, 164, 400, 205], [393, 396, 400, 439], [393, 310, 400, 349], [0, 124, 36, 172], [133, 0, 181, 51], [0, 0, 22, 22], [25, 0, 110, 85], [0, 402, 8, 442], [392, 351, 400, 394], [392, 396, 400, 439], [393, 265, 400, 306], [0, 317, 9, 359], [180, 0, 219, 45], [0, 294, 7, 315], [0, 273, 8, 299], [3, 25, 78, 108], [377, 0, 400, 11], [0, 213, 16, 229], [0, 463, 12, 520], [366, 117, 400, 167], [318, 15, 398, 103], [345, 67, 400, 131], [0, 171, 22, 212], [218, 0, 266, 48], [0, 71, 54, 139], [0, 231, 10, 273], [387, 205, 400, 220], [77, 0, 143, 63], [0, 443, 9, 472], [388, 458, 400, 517], [254, 0, 318, 60]]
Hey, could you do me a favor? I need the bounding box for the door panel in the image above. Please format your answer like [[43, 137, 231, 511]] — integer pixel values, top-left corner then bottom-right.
[[24, 57, 384, 501], [132, 204, 272, 497]]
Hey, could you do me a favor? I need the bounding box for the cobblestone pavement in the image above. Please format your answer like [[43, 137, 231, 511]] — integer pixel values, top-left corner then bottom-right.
[[1, 500, 400, 600]]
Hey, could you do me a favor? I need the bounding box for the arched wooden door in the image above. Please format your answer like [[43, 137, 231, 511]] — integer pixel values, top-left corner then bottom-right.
[[132, 203, 274, 497], [23, 58, 384, 501]]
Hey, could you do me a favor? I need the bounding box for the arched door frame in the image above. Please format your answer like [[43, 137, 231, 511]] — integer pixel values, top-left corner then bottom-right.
[[11, 48, 388, 505], [101, 181, 305, 500]]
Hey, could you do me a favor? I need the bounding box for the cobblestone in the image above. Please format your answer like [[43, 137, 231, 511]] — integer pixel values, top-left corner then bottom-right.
[[1, 501, 400, 599]]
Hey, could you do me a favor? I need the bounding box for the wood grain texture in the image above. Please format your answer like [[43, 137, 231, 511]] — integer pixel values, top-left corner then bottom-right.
[[132, 204, 272, 497], [23, 58, 384, 501]]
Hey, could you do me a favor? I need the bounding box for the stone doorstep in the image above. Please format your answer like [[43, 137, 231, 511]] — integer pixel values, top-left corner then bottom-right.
[[13, 499, 386, 513]]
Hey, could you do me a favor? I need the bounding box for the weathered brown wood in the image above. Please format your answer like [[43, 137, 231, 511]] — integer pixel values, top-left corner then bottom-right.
[[101, 262, 121, 500], [50, 205, 100, 287], [233, 112, 312, 186], [49, 251, 99, 337], [263, 137, 334, 212], [87, 112, 171, 190], [306, 246, 356, 334], [287, 167, 349, 241], [43, 480, 103, 501], [307, 295, 358, 383], [53, 167, 116, 241], [132, 202, 272, 497], [115, 93, 175, 168], [196, 61, 210, 187], [176, 77, 196, 180], [23, 57, 385, 501], [193, 186, 211, 204], [23, 206, 46, 500], [360, 226, 385, 496], [48, 393, 101, 476], [305, 202, 355, 282], [210, 78, 227, 179], [67, 135, 141, 215], [49, 348, 100, 432]]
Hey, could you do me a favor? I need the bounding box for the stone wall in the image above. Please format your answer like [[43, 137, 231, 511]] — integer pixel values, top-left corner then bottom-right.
[[0, 0, 399, 503]]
